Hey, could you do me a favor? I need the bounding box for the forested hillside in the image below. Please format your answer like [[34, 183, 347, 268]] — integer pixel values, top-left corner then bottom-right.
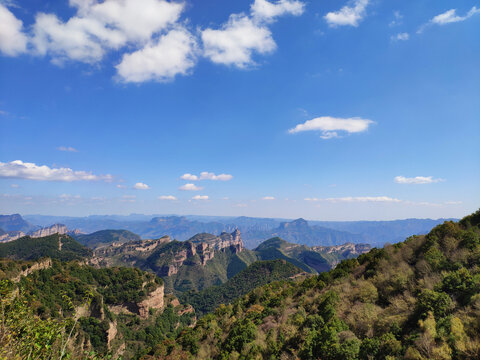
[[162, 210, 480, 359], [179, 259, 303, 315], [0, 233, 92, 261]]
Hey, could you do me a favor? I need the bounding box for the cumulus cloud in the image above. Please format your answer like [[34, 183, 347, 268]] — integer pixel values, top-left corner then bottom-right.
[[324, 0, 369, 27], [202, 0, 304, 67], [192, 195, 208, 200], [262, 196, 275, 200], [158, 195, 177, 200], [251, 0, 304, 22], [2, 0, 305, 82], [394, 176, 444, 184], [0, 160, 112, 182], [202, 15, 275, 68], [199, 172, 233, 181], [58, 146, 78, 152], [180, 172, 233, 181], [179, 183, 203, 191], [116, 28, 197, 83], [133, 182, 150, 189], [0, 4, 28, 56], [391, 32, 409, 41], [31, 0, 184, 64], [305, 196, 401, 203], [288, 116, 374, 139], [180, 173, 199, 181], [418, 7, 480, 33]]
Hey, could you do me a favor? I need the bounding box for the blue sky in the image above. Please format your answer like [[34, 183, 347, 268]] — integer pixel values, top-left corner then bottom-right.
[[0, 0, 479, 220]]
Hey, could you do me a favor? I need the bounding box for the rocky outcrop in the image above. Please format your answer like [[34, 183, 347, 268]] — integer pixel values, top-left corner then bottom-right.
[[0, 223, 82, 243], [312, 242, 371, 256], [12, 258, 52, 282], [30, 224, 69, 238], [137, 285, 164, 319], [160, 230, 245, 274], [108, 284, 165, 320]]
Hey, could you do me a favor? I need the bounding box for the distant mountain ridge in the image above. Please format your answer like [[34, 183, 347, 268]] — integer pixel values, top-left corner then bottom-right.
[[21, 213, 454, 248]]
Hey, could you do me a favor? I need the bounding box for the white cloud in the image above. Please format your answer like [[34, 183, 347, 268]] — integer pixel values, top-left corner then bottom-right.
[[288, 116, 374, 139], [116, 184, 127, 188], [58, 146, 78, 152], [133, 182, 150, 190], [158, 195, 177, 200], [444, 201, 462, 205], [0, 4, 28, 56], [192, 195, 208, 200], [418, 7, 480, 33], [31, 0, 184, 65], [180, 173, 199, 181], [59, 193, 81, 200], [306, 196, 402, 203], [0, 160, 112, 182], [181, 171, 233, 181], [251, 0, 304, 22], [262, 196, 275, 200], [394, 176, 444, 184], [431, 7, 480, 25], [391, 32, 409, 41], [179, 183, 203, 191], [202, 15, 276, 68], [324, 0, 369, 28], [199, 172, 233, 181], [202, 0, 304, 68], [116, 28, 197, 83]]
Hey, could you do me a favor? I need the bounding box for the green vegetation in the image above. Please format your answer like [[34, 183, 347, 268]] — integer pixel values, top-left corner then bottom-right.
[[0, 233, 91, 261], [75, 229, 141, 248], [179, 259, 302, 315], [161, 210, 480, 359]]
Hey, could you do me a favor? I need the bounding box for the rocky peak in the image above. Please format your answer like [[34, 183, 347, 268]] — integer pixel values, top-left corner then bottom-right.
[[30, 224, 69, 238], [279, 218, 309, 230]]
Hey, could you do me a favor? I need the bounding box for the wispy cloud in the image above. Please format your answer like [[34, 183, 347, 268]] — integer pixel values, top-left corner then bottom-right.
[[389, 11, 403, 27], [179, 183, 203, 191], [158, 195, 177, 200], [0, 160, 112, 182], [418, 6, 480, 33], [180, 172, 233, 181], [262, 196, 275, 200], [57, 146, 78, 152], [391, 32, 409, 41], [324, 0, 370, 28], [133, 182, 150, 190], [305, 196, 401, 203], [192, 195, 209, 200], [394, 176, 444, 184], [289, 116, 374, 139]]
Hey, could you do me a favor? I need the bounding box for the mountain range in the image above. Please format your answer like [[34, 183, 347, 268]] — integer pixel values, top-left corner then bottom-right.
[[1, 213, 456, 247]]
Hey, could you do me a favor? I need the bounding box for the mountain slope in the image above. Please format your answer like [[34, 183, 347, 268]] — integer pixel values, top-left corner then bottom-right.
[[0, 214, 38, 232], [91, 230, 256, 293], [0, 233, 92, 261], [179, 260, 303, 315], [243, 218, 366, 248], [165, 210, 480, 360], [75, 229, 141, 248]]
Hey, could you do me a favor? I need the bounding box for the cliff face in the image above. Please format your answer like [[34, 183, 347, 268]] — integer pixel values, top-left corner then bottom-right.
[[30, 224, 69, 238], [311, 242, 371, 256], [0, 223, 81, 243], [161, 229, 244, 275]]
